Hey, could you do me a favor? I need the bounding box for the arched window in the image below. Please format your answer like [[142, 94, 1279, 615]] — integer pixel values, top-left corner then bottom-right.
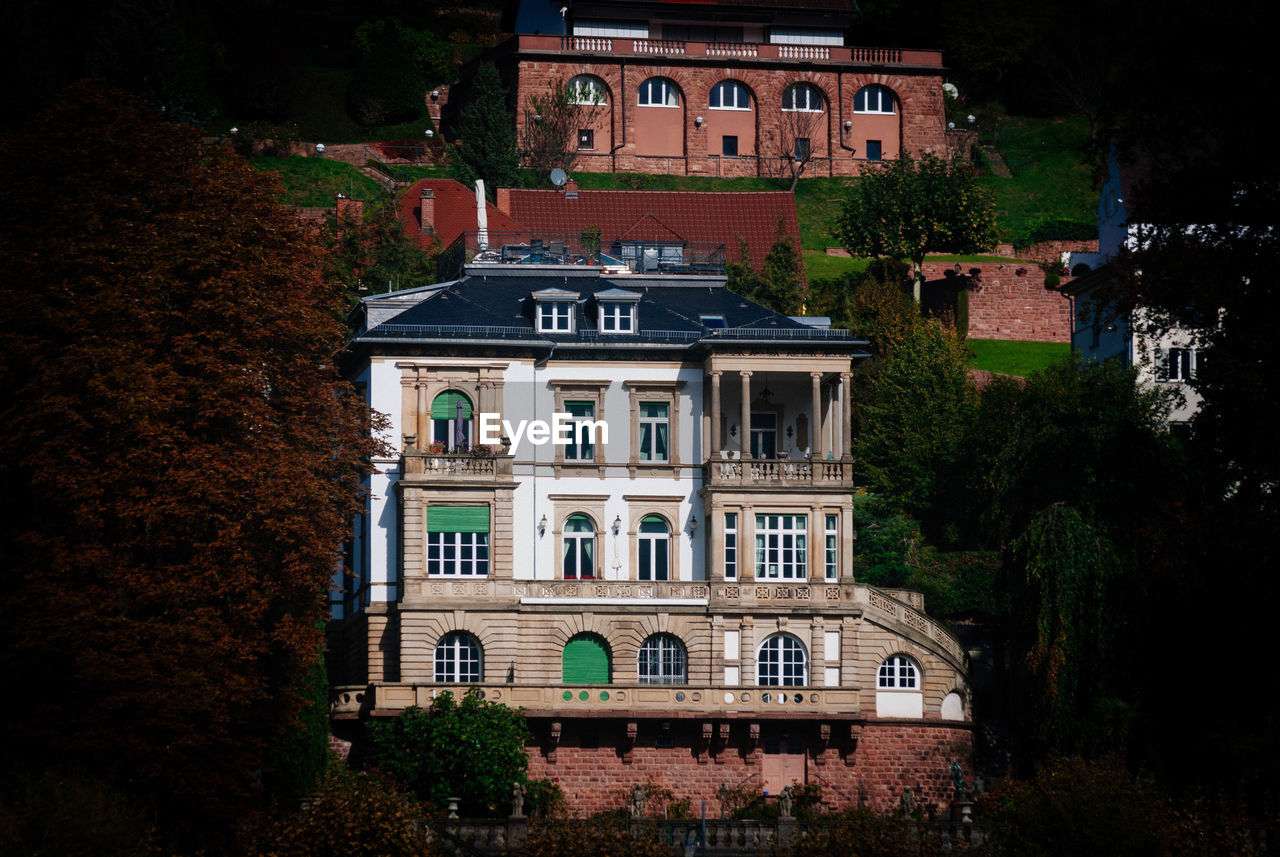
[[435, 632, 482, 683], [637, 515, 670, 581], [638, 633, 687, 684], [563, 514, 596, 579], [563, 633, 611, 684], [757, 634, 807, 686], [854, 84, 896, 114], [431, 390, 473, 448], [710, 81, 751, 110], [638, 77, 680, 107], [569, 75, 607, 105], [782, 83, 824, 113], [877, 654, 919, 689]]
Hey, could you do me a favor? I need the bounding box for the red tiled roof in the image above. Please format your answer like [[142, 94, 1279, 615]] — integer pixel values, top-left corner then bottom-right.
[[501, 188, 802, 271], [398, 179, 530, 252]]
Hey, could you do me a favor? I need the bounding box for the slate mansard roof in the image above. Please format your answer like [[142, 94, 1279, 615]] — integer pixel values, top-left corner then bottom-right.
[[350, 266, 867, 354]]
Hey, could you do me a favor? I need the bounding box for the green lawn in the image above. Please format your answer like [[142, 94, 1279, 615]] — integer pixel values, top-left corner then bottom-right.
[[977, 114, 1097, 244], [252, 156, 385, 208], [967, 338, 1069, 376], [803, 251, 868, 283]]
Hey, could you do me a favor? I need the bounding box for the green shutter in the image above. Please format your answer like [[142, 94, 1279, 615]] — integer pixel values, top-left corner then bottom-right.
[[430, 391, 474, 419], [427, 506, 490, 533], [562, 636, 610, 684]]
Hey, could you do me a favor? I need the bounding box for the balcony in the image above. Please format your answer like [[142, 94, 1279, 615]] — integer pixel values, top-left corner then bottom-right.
[[401, 451, 515, 483], [704, 457, 855, 490], [515, 34, 943, 68]]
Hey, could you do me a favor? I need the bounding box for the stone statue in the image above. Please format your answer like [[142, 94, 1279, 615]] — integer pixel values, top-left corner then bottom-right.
[[950, 762, 968, 800], [899, 787, 916, 815], [511, 782, 525, 818], [779, 785, 794, 819], [631, 784, 647, 819]]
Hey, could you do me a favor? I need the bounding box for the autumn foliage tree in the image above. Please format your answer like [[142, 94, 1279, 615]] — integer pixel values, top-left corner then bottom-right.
[[0, 83, 380, 842]]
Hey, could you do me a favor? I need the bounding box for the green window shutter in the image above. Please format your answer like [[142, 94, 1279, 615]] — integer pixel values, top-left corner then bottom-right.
[[427, 506, 490, 533], [562, 636, 610, 684], [431, 391, 474, 419]]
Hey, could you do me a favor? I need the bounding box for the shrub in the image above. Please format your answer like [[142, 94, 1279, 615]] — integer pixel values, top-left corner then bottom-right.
[[238, 766, 438, 857], [1007, 218, 1096, 251], [364, 689, 531, 816]]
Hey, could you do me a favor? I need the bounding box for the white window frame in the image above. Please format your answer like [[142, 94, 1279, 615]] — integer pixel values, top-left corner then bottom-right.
[[562, 514, 597, 580], [426, 531, 490, 576], [637, 515, 671, 581], [854, 84, 896, 115], [710, 81, 751, 110], [538, 301, 574, 333], [1158, 347, 1197, 382], [724, 512, 738, 580], [824, 514, 838, 580], [598, 302, 635, 333], [638, 634, 686, 684], [757, 634, 808, 686], [782, 83, 824, 113], [877, 654, 919, 689], [435, 632, 483, 682], [754, 514, 807, 579], [638, 77, 680, 107], [563, 401, 596, 461], [638, 402, 670, 462], [568, 75, 607, 106]]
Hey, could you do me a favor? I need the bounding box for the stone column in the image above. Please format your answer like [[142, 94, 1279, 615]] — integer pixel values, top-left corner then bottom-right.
[[810, 372, 823, 458], [709, 370, 722, 456], [840, 372, 853, 460], [740, 371, 752, 459], [417, 381, 428, 450]]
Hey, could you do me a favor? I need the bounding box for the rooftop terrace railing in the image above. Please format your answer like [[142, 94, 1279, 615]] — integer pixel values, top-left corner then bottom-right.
[[437, 230, 727, 281], [521, 35, 943, 67]]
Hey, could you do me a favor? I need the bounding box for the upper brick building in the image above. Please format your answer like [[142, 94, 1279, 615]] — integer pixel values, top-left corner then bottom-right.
[[497, 0, 948, 177]]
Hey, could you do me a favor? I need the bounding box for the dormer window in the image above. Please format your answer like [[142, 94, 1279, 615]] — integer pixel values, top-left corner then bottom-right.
[[594, 288, 642, 334], [599, 303, 635, 333], [533, 288, 580, 333], [539, 303, 573, 332]]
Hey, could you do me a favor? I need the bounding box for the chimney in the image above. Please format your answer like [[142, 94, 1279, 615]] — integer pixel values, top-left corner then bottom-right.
[[335, 194, 363, 238], [496, 186, 511, 214], [419, 187, 436, 234], [565, 180, 579, 199]]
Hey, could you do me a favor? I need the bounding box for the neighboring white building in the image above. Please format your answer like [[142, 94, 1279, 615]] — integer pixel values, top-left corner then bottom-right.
[[1061, 145, 1204, 425], [328, 236, 974, 814]]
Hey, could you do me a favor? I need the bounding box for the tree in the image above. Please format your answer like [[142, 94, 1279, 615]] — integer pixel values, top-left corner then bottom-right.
[[365, 690, 532, 816], [451, 63, 520, 198], [347, 19, 425, 126], [853, 322, 976, 536], [328, 200, 438, 300], [976, 358, 1184, 753], [777, 104, 825, 191], [726, 235, 805, 316], [522, 77, 604, 176], [0, 82, 380, 842], [835, 153, 997, 302]]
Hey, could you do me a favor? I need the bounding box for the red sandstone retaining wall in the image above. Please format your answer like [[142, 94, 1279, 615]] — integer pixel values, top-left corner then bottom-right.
[[922, 262, 1073, 343], [525, 719, 973, 816]]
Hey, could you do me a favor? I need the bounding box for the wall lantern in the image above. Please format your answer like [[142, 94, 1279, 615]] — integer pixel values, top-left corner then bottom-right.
[[843, 119, 852, 131], [538, 514, 548, 536], [688, 514, 698, 536], [315, 143, 326, 156], [695, 115, 703, 128], [613, 515, 622, 535]]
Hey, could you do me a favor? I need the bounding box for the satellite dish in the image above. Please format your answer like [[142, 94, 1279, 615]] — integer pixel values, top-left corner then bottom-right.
[[550, 168, 568, 188], [942, 82, 959, 100]]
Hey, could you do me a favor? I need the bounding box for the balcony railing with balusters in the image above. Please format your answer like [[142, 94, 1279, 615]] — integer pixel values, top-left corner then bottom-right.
[[515, 35, 942, 67]]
